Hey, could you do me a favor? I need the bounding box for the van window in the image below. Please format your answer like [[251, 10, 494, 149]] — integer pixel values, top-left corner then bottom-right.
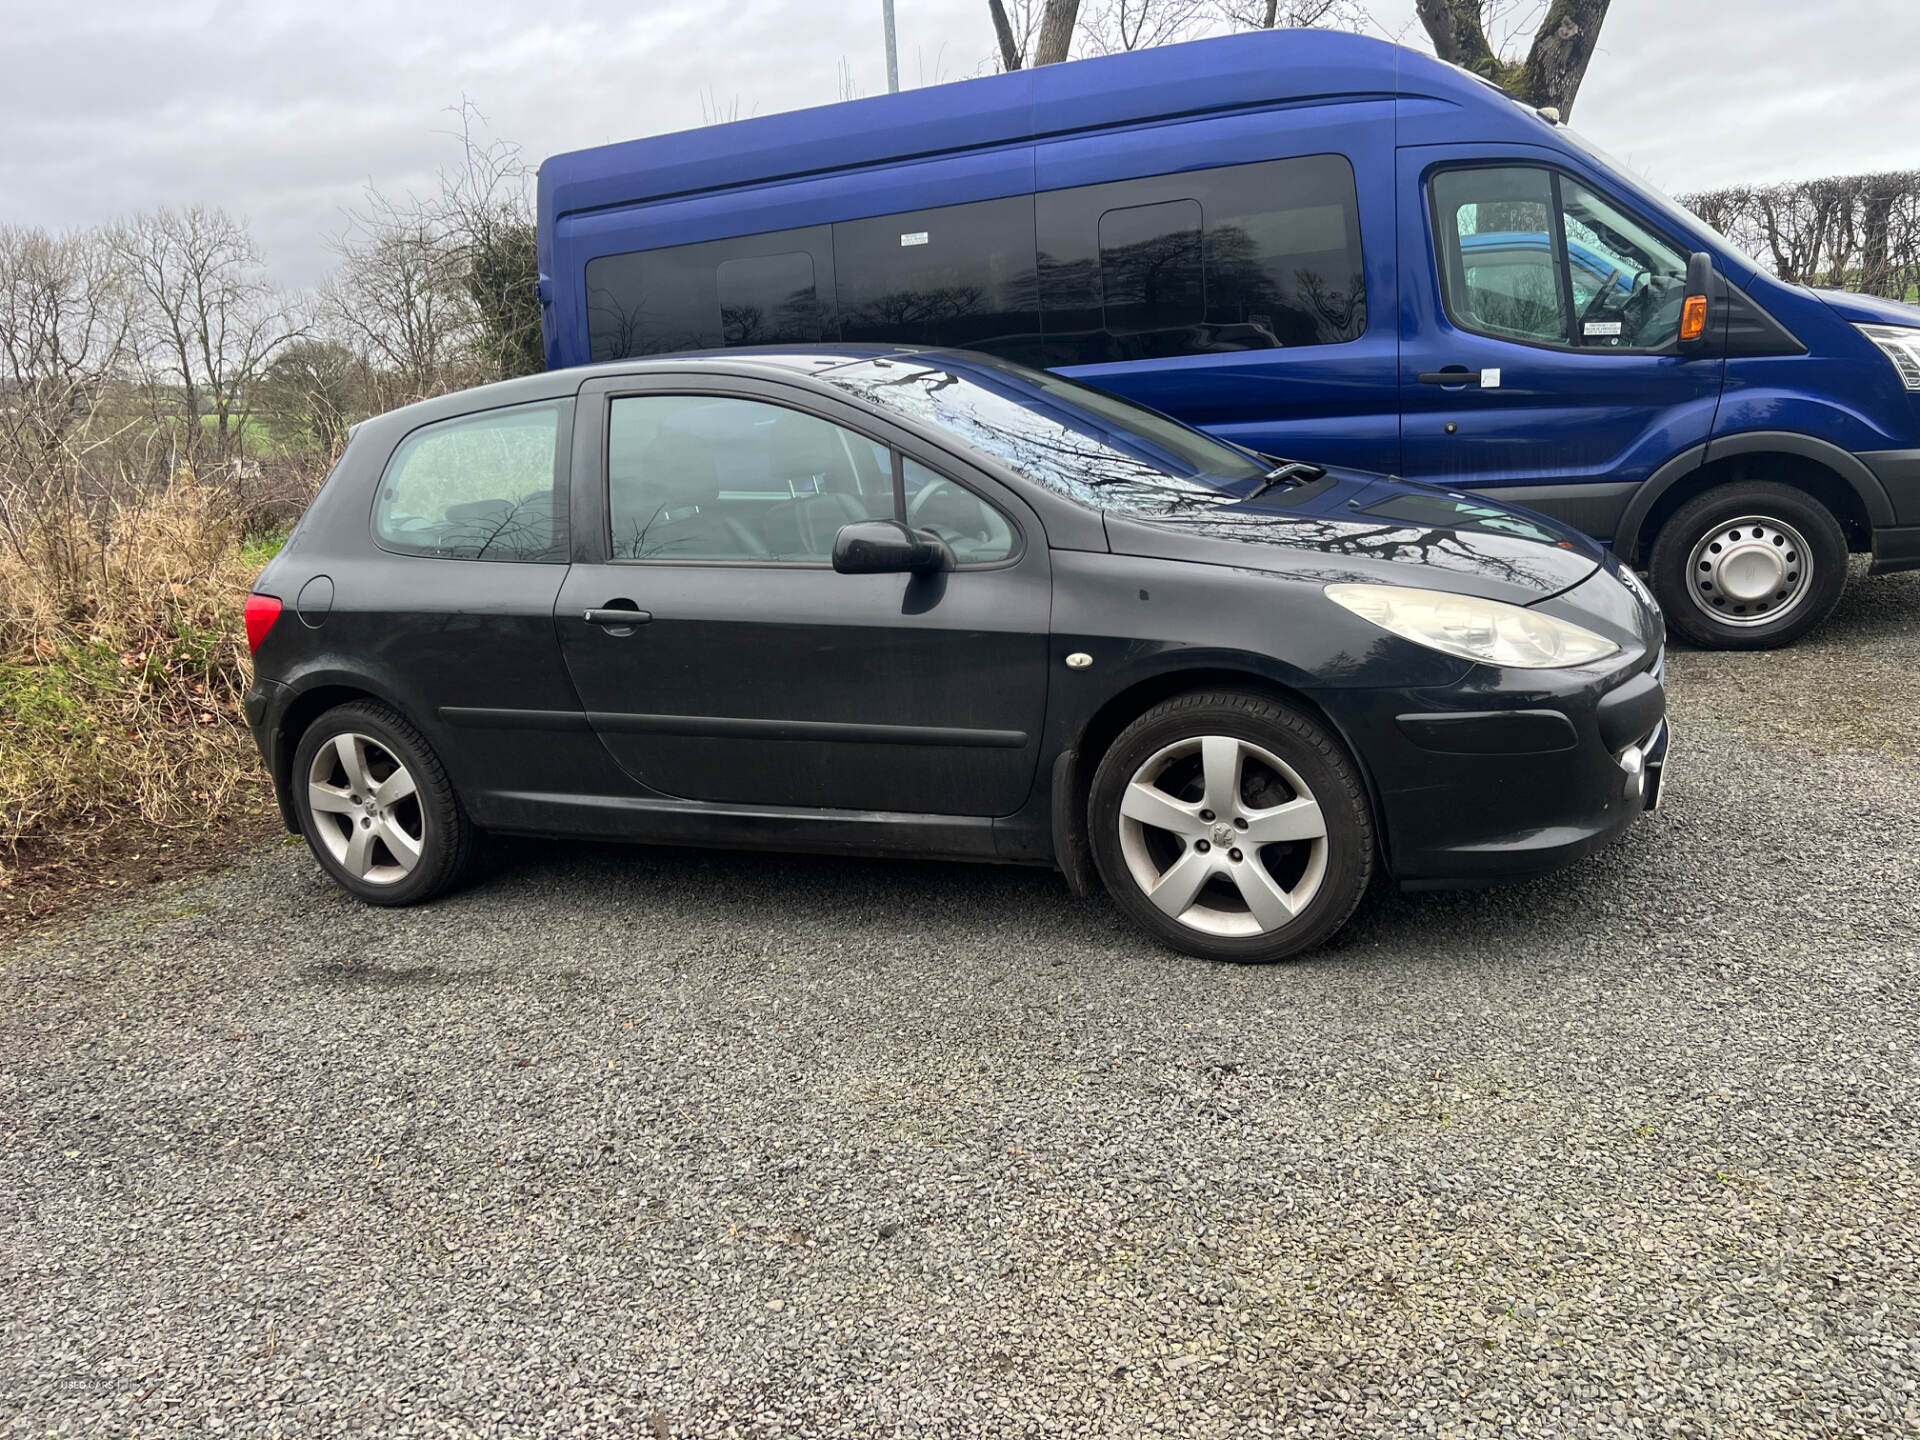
[[1098, 201, 1205, 337], [1038, 153, 1368, 366], [1431, 167, 1569, 346], [1432, 167, 1690, 351], [586, 226, 837, 360], [832, 196, 1042, 364], [1559, 179, 1689, 349], [374, 402, 569, 562]]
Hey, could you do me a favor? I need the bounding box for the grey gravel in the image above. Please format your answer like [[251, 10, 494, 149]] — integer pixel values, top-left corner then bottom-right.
[[4, 570, 1920, 1439]]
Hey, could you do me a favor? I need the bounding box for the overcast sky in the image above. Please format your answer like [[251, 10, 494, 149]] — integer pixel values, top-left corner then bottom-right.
[[3, 0, 1915, 289]]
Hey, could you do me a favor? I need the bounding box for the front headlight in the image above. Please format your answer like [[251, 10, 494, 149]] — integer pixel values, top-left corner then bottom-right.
[[1324, 583, 1619, 669], [1856, 324, 1920, 390]]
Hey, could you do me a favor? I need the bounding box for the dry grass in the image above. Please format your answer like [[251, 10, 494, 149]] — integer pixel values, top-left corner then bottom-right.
[[0, 470, 310, 874]]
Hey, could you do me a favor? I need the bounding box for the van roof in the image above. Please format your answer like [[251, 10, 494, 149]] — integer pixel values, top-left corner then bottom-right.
[[538, 29, 1504, 226]]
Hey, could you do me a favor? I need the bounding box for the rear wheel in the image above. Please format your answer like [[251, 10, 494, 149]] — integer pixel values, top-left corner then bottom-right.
[[292, 701, 476, 906], [1088, 691, 1373, 963], [1648, 481, 1847, 649]]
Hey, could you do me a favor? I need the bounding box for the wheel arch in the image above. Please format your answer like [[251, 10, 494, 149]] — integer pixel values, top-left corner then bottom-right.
[[271, 679, 427, 833], [1052, 666, 1385, 897], [1617, 433, 1888, 565]]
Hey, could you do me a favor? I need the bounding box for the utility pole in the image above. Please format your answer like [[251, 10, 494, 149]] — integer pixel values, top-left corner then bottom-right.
[[883, 0, 900, 92]]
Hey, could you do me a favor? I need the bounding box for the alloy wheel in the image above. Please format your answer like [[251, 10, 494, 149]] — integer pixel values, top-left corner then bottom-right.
[[1115, 734, 1328, 938], [1684, 514, 1814, 628], [306, 732, 424, 885]]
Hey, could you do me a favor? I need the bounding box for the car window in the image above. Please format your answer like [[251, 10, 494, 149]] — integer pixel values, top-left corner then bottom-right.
[[901, 456, 1016, 565], [607, 395, 895, 563], [373, 402, 568, 562], [1433, 166, 1689, 352]]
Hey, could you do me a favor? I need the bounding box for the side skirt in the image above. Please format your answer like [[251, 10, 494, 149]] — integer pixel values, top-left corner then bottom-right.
[[479, 789, 1012, 864]]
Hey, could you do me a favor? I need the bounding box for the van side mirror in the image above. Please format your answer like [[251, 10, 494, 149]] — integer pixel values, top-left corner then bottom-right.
[[832, 519, 950, 575], [1677, 251, 1720, 357]]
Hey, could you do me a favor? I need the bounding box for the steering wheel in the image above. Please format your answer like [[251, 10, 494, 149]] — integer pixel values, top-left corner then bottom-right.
[[1579, 265, 1625, 324], [908, 479, 990, 543]]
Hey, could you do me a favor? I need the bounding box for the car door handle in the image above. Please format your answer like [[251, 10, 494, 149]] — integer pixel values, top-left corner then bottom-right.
[[1419, 368, 1482, 387], [582, 607, 652, 626]]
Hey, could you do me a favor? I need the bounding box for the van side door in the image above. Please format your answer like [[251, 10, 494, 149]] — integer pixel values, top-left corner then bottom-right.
[[1396, 145, 1725, 543]]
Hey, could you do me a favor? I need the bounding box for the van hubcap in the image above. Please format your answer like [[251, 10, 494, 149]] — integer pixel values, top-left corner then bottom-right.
[[1117, 735, 1328, 939], [306, 733, 423, 884], [1686, 515, 1812, 628]]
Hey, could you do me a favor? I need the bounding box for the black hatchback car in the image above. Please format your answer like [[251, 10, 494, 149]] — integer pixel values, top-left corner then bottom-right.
[[245, 347, 1668, 962]]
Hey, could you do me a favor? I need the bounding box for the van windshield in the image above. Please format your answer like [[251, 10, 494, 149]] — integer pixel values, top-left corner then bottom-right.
[[1558, 127, 1753, 263], [818, 356, 1271, 514]]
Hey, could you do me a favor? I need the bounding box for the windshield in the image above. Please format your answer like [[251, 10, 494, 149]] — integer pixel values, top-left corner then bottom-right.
[[1558, 126, 1752, 263], [817, 355, 1269, 514]]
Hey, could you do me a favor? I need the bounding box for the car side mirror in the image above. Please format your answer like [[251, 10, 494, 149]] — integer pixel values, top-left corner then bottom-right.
[[1676, 251, 1721, 357], [832, 519, 950, 576]]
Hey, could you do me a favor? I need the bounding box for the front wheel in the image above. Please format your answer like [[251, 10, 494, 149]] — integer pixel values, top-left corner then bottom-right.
[[1648, 481, 1848, 649], [1087, 691, 1374, 963]]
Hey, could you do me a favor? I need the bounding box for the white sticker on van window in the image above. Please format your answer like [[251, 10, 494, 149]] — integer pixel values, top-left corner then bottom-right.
[[1481, 368, 1501, 389], [1585, 321, 1623, 337], [900, 231, 929, 247]]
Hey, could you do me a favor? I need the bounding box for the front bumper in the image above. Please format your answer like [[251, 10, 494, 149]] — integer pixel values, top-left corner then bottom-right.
[[1324, 643, 1668, 890]]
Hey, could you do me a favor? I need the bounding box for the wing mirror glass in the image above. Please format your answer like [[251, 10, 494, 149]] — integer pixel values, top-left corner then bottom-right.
[[831, 519, 950, 575]]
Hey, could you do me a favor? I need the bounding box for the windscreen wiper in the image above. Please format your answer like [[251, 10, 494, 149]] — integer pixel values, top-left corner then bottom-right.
[[1243, 460, 1327, 502]]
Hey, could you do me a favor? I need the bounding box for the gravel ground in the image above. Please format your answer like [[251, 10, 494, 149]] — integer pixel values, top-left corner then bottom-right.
[[4, 569, 1919, 1440]]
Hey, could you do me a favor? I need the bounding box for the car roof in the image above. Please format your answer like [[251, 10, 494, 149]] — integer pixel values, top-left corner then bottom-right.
[[353, 346, 1002, 435]]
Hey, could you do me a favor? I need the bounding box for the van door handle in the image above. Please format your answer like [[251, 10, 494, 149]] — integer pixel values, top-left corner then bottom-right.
[[1419, 367, 1481, 387], [582, 606, 652, 627]]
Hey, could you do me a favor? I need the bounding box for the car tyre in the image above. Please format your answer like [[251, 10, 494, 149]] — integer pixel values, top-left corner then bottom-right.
[[1087, 690, 1373, 963], [291, 700, 477, 906], [1648, 481, 1847, 649]]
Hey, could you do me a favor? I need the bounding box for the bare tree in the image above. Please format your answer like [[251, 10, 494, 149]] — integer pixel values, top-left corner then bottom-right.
[[988, 0, 1085, 68], [1683, 172, 1920, 301], [119, 208, 295, 460], [319, 104, 542, 408], [0, 226, 132, 458], [1212, 0, 1365, 29], [427, 102, 543, 382], [1414, 0, 1611, 118], [1081, 0, 1211, 53], [324, 193, 474, 408], [0, 225, 138, 578]]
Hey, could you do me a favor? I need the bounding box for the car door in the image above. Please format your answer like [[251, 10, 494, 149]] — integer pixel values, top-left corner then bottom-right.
[[1396, 147, 1724, 540], [554, 374, 1052, 818]]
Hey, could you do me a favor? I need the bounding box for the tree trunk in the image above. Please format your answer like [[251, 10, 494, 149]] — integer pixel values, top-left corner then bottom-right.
[[1416, 0, 1611, 119], [1415, 0, 1502, 70], [1034, 0, 1082, 65], [987, 0, 1024, 70], [1518, 0, 1611, 119]]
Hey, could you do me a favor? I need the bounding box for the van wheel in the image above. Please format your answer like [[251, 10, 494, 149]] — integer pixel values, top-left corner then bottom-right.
[[1087, 690, 1373, 963], [1648, 482, 1847, 649], [291, 701, 477, 906]]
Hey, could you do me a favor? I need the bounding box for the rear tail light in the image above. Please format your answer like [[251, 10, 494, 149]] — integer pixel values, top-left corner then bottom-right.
[[244, 593, 283, 653]]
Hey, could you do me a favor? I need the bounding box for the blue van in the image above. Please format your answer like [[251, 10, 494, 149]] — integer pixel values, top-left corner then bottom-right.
[[536, 28, 1920, 648]]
